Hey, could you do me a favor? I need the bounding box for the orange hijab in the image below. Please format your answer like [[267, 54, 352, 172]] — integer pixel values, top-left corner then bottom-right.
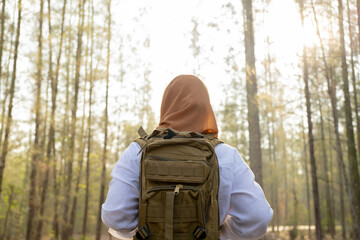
[[158, 75, 218, 136]]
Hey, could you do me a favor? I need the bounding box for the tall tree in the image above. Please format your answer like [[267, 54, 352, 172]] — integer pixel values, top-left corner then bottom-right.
[[96, 0, 111, 238], [26, 0, 44, 239], [51, 0, 67, 238], [357, 0, 360, 46], [36, 0, 60, 237], [62, 0, 86, 239], [318, 100, 335, 237], [337, 0, 360, 237], [82, 0, 94, 237], [299, 1, 322, 239], [0, 0, 5, 85], [0, 0, 21, 197], [242, 0, 263, 187], [347, 0, 360, 159], [301, 118, 312, 239]]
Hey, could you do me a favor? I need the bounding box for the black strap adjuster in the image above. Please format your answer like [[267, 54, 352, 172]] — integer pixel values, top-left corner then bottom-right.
[[136, 226, 150, 240], [193, 226, 207, 239]]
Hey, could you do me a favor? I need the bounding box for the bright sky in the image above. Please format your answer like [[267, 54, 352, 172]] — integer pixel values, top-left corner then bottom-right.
[[11, 0, 320, 138], [110, 0, 313, 121]]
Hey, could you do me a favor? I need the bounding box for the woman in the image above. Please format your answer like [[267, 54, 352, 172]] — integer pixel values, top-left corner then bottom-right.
[[102, 75, 273, 240]]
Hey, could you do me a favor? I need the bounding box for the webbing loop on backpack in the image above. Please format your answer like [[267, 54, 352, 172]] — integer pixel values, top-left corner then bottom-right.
[[138, 126, 148, 139]]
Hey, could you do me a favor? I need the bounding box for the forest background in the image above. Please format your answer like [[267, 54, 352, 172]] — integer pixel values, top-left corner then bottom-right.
[[0, 0, 359, 239]]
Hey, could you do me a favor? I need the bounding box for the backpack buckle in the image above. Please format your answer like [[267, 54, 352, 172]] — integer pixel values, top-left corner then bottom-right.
[[163, 128, 176, 139], [136, 226, 150, 240], [193, 226, 206, 239]]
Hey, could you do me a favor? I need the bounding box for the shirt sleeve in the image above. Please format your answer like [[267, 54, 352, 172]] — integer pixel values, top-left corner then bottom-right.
[[101, 142, 141, 238], [220, 149, 273, 240]]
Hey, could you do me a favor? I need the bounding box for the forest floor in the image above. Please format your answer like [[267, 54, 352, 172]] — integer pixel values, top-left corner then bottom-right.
[[266, 228, 347, 240]]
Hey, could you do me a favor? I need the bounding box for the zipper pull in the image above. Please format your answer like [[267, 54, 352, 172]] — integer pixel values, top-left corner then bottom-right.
[[174, 184, 183, 195]]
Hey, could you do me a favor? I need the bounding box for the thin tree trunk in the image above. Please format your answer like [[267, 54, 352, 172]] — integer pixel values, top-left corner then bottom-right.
[[51, 1, 67, 238], [36, 0, 56, 237], [0, 8, 16, 150], [299, 1, 322, 239], [0, 0, 21, 197], [1, 185, 14, 239], [303, 57, 322, 240], [337, 0, 360, 238], [319, 101, 335, 238], [0, 0, 6, 84], [26, 1, 44, 239], [62, 0, 85, 238], [96, 1, 111, 238], [338, 154, 347, 239], [82, 0, 94, 237], [302, 119, 312, 239], [311, 0, 359, 236], [357, 0, 360, 47], [59, 10, 73, 239], [69, 42, 89, 236], [346, 0, 360, 165], [242, 0, 263, 187]]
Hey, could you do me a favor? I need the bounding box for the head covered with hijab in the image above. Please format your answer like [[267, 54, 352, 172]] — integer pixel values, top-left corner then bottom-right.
[[158, 75, 218, 136]]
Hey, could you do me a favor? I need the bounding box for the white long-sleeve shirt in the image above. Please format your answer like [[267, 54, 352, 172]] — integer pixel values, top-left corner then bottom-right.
[[102, 142, 273, 240]]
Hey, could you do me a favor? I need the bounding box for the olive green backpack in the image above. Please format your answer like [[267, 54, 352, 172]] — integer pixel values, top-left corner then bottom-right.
[[133, 127, 222, 240]]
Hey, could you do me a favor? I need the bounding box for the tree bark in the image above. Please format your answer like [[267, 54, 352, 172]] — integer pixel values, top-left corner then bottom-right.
[[69, 35, 89, 235], [51, 1, 67, 238], [0, 0, 21, 197], [337, 0, 360, 238], [61, 0, 85, 239], [318, 101, 335, 237], [0, 0, 6, 86], [346, 0, 360, 169], [26, 0, 44, 239], [36, 0, 57, 237], [96, 1, 111, 238], [357, 0, 360, 47], [242, 0, 263, 187], [301, 119, 312, 239], [299, 1, 322, 239], [1, 185, 14, 239], [82, 0, 94, 236]]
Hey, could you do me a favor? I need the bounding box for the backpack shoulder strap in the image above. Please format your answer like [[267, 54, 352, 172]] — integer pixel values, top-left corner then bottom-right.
[[204, 133, 223, 148]]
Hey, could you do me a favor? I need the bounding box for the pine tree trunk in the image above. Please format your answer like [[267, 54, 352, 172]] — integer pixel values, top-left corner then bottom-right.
[[337, 0, 360, 237], [51, 1, 67, 238], [319, 102, 335, 237], [346, 0, 360, 169], [299, 2, 322, 239], [0, 0, 21, 197], [96, 1, 111, 238], [59, 9, 73, 239], [82, 0, 94, 237], [1, 185, 14, 239], [26, 0, 44, 239], [357, 0, 360, 47], [69, 49, 89, 236], [62, 0, 85, 239], [302, 120, 312, 239], [303, 56, 322, 240], [242, 0, 263, 187], [0, 0, 6, 85], [36, 0, 56, 237]]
